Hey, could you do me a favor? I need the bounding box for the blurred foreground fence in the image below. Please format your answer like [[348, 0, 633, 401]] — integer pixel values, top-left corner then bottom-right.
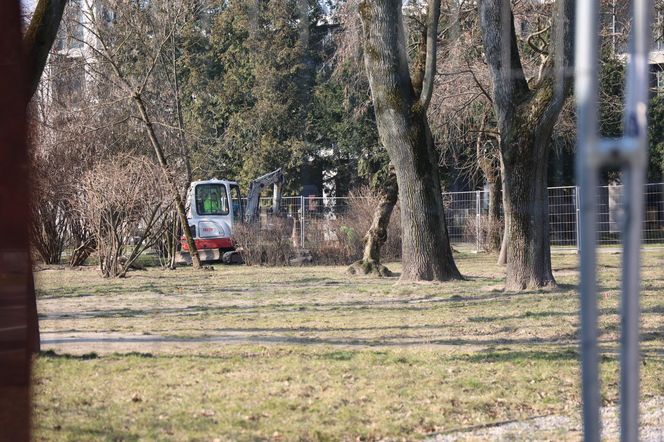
[[254, 182, 664, 254]]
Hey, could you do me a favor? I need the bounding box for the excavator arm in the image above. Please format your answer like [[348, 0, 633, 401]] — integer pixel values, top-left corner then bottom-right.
[[244, 168, 285, 224]]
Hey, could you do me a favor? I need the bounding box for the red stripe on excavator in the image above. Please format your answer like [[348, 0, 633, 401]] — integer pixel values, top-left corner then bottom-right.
[[181, 237, 234, 251]]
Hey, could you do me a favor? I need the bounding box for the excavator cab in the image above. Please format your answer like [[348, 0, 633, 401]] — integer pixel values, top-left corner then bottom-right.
[[179, 179, 241, 262], [177, 169, 283, 264]]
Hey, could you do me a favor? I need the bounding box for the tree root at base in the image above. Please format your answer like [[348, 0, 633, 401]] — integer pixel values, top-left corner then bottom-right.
[[346, 259, 394, 277]]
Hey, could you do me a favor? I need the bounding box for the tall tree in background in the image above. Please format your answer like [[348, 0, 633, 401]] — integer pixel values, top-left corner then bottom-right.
[[359, 0, 461, 281], [179, 0, 327, 190], [479, 0, 574, 290]]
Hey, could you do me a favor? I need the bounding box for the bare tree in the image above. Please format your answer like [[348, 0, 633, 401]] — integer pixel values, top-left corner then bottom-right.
[[76, 0, 203, 268], [30, 143, 70, 264], [479, 0, 574, 290], [30, 35, 117, 268], [359, 0, 461, 281], [79, 155, 173, 277]]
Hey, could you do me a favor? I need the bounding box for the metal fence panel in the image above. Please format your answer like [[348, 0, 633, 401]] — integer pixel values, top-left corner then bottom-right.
[[246, 182, 664, 252]]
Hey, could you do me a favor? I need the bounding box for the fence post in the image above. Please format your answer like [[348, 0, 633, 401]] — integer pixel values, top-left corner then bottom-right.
[[475, 190, 481, 253], [575, 186, 581, 254], [300, 195, 305, 248]]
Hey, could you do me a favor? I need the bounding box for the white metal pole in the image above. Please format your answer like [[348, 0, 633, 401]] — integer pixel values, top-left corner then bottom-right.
[[619, 0, 650, 438], [575, 0, 601, 438], [575, 186, 581, 254], [300, 195, 305, 248], [476, 190, 481, 253], [576, 0, 651, 439]]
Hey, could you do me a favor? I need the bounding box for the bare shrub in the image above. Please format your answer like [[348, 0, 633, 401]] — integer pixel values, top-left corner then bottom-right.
[[262, 218, 294, 265], [306, 218, 360, 265], [78, 155, 173, 277], [463, 214, 503, 253], [233, 217, 294, 266], [153, 210, 179, 268], [232, 223, 262, 266], [308, 187, 401, 265], [31, 149, 69, 264]]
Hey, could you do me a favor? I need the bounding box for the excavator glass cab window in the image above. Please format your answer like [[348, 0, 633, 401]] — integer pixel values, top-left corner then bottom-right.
[[230, 185, 243, 222], [195, 184, 229, 216]]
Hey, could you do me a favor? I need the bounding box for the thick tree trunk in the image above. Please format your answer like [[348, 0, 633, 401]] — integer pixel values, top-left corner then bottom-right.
[[486, 171, 503, 253], [497, 86, 561, 289], [359, 0, 461, 282], [2, 3, 38, 439], [498, 157, 508, 265], [502, 126, 555, 290], [477, 127, 502, 253], [347, 166, 398, 277], [396, 120, 460, 281], [479, 0, 573, 288]]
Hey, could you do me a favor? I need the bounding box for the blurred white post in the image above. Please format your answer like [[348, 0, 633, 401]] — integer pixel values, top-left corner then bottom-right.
[[576, 0, 650, 439], [576, 0, 602, 434], [300, 195, 305, 248], [575, 186, 580, 253], [475, 190, 481, 253], [619, 0, 650, 437]]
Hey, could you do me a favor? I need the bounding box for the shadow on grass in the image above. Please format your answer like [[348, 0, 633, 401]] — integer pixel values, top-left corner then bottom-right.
[[40, 333, 583, 348], [466, 301, 664, 325], [37, 283, 169, 299], [40, 350, 99, 360], [455, 348, 580, 363], [41, 285, 585, 321], [40, 350, 154, 359], [468, 310, 574, 323]]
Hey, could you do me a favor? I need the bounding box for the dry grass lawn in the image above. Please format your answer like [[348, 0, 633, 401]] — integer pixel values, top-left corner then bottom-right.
[[32, 250, 664, 441]]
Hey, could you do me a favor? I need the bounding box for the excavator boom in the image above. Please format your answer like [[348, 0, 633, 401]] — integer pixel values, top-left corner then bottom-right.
[[244, 168, 285, 223]]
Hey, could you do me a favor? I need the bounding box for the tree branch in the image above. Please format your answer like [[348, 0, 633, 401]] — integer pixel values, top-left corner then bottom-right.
[[419, 0, 441, 111], [530, 0, 575, 130], [466, 58, 493, 104], [23, 0, 68, 99], [526, 24, 551, 56], [478, 0, 529, 119]]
